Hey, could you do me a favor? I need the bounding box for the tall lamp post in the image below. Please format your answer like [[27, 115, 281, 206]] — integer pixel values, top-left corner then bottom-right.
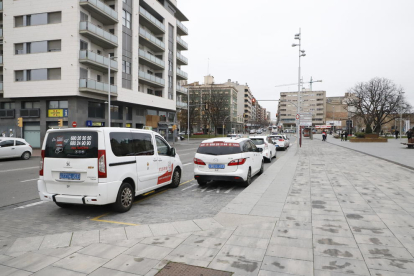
[[107, 55, 117, 128], [292, 29, 306, 146], [399, 91, 405, 139]]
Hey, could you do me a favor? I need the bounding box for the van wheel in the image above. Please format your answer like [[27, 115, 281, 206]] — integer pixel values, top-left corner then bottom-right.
[[21, 152, 31, 160], [258, 162, 264, 175], [114, 182, 134, 213], [197, 179, 207, 186], [243, 168, 252, 187], [265, 156, 271, 163], [170, 169, 181, 188], [55, 202, 72, 208]]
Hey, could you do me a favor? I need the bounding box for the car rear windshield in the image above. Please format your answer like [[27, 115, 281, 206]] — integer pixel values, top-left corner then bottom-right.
[[197, 142, 242, 155], [45, 131, 98, 158], [250, 138, 265, 145]]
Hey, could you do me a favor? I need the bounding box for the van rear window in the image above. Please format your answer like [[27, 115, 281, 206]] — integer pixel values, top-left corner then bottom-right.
[[250, 138, 265, 145], [45, 132, 98, 158], [197, 142, 242, 155]]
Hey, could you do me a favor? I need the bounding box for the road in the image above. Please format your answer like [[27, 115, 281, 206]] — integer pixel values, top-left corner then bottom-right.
[[0, 135, 295, 240]]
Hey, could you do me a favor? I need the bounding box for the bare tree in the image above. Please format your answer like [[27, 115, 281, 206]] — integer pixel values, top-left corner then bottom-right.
[[204, 90, 229, 135], [346, 77, 411, 133]]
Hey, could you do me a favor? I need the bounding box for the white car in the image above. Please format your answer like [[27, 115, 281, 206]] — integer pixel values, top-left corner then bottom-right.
[[249, 136, 276, 163], [38, 128, 183, 212], [269, 135, 289, 150], [0, 138, 32, 160], [194, 138, 263, 187], [249, 129, 256, 134]]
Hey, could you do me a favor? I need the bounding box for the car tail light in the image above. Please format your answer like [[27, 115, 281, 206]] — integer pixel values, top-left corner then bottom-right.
[[279, 139, 284, 141], [29, 145, 33, 149], [194, 158, 206, 165], [228, 158, 247, 166], [39, 150, 45, 176], [98, 150, 107, 178]]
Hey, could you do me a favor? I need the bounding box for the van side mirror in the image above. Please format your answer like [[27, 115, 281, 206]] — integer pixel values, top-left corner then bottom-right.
[[170, 147, 176, 157]]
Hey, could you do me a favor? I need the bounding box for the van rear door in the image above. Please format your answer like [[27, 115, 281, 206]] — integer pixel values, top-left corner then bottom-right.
[[43, 131, 100, 195]]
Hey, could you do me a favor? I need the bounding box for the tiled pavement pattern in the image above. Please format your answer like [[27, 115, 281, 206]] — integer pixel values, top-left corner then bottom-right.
[[1, 139, 414, 275]]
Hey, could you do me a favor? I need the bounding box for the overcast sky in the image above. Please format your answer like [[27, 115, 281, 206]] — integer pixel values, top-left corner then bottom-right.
[[178, 0, 414, 120]]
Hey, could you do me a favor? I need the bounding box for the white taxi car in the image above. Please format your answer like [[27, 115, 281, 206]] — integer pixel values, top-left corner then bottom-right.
[[0, 138, 32, 160], [249, 136, 276, 163], [38, 128, 182, 212], [269, 135, 289, 150], [194, 138, 263, 187]]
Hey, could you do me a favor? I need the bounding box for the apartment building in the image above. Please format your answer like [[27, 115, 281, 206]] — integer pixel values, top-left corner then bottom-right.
[[184, 76, 240, 134], [278, 90, 326, 128], [0, 0, 188, 147]]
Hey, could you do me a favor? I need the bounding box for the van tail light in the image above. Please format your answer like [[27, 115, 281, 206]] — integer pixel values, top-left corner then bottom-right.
[[39, 150, 45, 176], [279, 139, 285, 142], [98, 150, 107, 178], [194, 158, 206, 165], [228, 158, 247, 166]]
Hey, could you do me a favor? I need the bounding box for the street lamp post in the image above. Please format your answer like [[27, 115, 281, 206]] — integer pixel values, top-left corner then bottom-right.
[[107, 54, 117, 128], [223, 115, 229, 137], [399, 91, 405, 139], [292, 29, 306, 146]]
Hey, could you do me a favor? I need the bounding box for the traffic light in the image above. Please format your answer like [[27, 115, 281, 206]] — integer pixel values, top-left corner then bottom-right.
[[252, 98, 256, 106], [17, 117, 23, 128], [58, 119, 63, 127]]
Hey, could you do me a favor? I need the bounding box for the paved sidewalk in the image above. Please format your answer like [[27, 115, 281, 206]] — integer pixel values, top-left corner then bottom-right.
[[1, 139, 414, 275]]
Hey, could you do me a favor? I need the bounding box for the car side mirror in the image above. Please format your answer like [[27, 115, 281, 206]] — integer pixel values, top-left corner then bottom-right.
[[257, 148, 263, 152], [170, 147, 176, 157]]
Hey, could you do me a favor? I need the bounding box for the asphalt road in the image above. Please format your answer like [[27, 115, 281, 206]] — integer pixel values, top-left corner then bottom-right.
[[0, 135, 295, 240]]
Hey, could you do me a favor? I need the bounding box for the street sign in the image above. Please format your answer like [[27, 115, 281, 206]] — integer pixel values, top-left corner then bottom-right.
[[296, 114, 300, 120], [72, 122, 77, 128], [299, 112, 312, 127]]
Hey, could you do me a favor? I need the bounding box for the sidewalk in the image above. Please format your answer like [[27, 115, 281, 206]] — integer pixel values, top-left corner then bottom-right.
[[1, 139, 414, 275]]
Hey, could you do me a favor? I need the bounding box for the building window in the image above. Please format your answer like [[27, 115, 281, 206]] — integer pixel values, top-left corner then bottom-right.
[[23, 102, 40, 109], [80, 40, 88, 50], [147, 89, 154, 95], [111, 105, 123, 120], [126, 107, 132, 120], [0, 102, 15, 109], [122, 61, 131, 74], [49, 101, 68, 109], [122, 10, 131, 29], [88, 102, 105, 119], [15, 12, 61, 27], [80, 12, 88, 22], [155, 90, 162, 97], [159, 111, 167, 122]]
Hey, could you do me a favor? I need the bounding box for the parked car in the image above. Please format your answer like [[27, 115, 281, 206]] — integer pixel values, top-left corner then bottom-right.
[[269, 135, 289, 150], [249, 129, 256, 134], [227, 134, 243, 138], [256, 130, 262, 134], [38, 128, 183, 212], [194, 138, 263, 187], [0, 138, 32, 160], [249, 136, 276, 162]]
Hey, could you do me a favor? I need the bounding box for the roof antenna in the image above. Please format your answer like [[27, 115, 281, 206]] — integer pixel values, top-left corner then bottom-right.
[[207, 58, 210, 75]]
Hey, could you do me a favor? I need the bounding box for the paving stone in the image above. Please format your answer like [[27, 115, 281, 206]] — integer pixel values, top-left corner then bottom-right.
[[358, 244, 413, 260], [39, 232, 72, 249], [312, 215, 347, 223], [149, 223, 178, 236], [249, 205, 283, 217], [71, 230, 99, 247], [0, 254, 13, 264], [314, 270, 371, 276], [314, 256, 370, 275], [208, 256, 261, 276], [140, 236, 185, 249], [37, 246, 84, 259], [313, 244, 364, 260], [89, 267, 138, 276], [365, 257, 414, 274], [216, 245, 266, 262], [0, 239, 16, 255], [226, 235, 269, 249], [172, 220, 201, 233], [233, 227, 272, 239], [258, 270, 296, 276], [313, 235, 358, 248], [53, 253, 108, 274], [273, 227, 313, 239], [125, 225, 153, 240], [101, 238, 143, 248], [78, 243, 128, 259], [32, 266, 86, 276], [103, 254, 158, 275], [193, 218, 223, 230], [214, 212, 277, 228], [169, 244, 220, 262], [124, 243, 173, 260], [100, 227, 127, 243], [145, 269, 160, 276], [277, 220, 312, 230], [270, 235, 313, 249], [3, 252, 59, 273], [194, 228, 234, 239], [8, 236, 44, 253], [158, 255, 210, 269], [279, 214, 312, 223], [368, 269, 414, 276], [266, 244, 313, 261], [313, 226, 354, 238], [0, 264, 32, 276], [354, 234, 404, 247], [261, 255, 313, 276], [183, 235, 226, 249]]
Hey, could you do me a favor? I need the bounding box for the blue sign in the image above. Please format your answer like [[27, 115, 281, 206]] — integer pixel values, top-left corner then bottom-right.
[[86, 121, 105, 127], [86, 120, 92, 127], [63, 109, 68, 117]]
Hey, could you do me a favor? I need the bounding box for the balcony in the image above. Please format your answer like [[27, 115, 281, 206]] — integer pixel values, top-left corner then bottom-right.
[[177, 100, 187, 109], [79, 50, 118, 72], [139, 27, 165, 52], [138, 49, 164, 70], [0, 109, 14, 118], [138, 71, 165, 88], [0, 82, 3, 93], [139, 6, 165, 34], [176, 85, 188, 95], [0, 29, 3, 38], [79, 79, 117, 96], [176, 36, 188, 51], [79, 0, 118, 25], [0, 2, 2, 12], [79, 21, 118, 49], [176, 20, 188, 36], [0, 55, 3, 66], [176, 52, 188, 65], [176, 68, 188, 80]]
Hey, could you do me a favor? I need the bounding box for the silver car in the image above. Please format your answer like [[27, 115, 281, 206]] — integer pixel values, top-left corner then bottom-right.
[[0, 138, 33, 160]]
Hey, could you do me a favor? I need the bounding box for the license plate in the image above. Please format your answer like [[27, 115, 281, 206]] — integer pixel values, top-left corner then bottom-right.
[[60, 173, 80, 180], [208, 164, 225, 169], [275, 145, 279, 147]]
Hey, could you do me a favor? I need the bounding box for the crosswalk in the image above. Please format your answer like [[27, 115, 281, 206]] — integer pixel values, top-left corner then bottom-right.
[[181, 183, 237, 194]]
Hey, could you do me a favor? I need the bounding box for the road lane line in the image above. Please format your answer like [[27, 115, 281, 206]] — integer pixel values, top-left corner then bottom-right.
[[216, 188, 220, 193], [181, 184, 196, 191], [179, 178, 194, 186], [20, 178, 38, 183], [183, 163, 193, 166], [14, 201, 45, 209], [201, 188, 208, 192], [0, 167, 38, 173], [224, 186, 236, 193]]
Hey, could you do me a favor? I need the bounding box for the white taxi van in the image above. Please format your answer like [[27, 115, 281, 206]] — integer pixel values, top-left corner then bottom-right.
[[38, 128, 182, 212]]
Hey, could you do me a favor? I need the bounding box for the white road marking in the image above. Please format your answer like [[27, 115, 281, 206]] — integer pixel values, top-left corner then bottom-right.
[[0, 167, 38, 173], [20, 178, 38, 183], [181, 184, 197, 191], [201, 188, 208, 192], [216, 188, 220, 193], [191, 189, 198, 191], [14, 201, 46, 209], [183, 163, 193, 166], [224, 186, 236, 193]]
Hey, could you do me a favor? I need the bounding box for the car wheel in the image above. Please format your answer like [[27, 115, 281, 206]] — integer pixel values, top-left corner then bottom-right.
[[55, 202, 72, 208], [113, 182, 134, 213], [170, 168, 181, 188], [243, 168, 252, 187], [264, 156, 271, 163], [21, 151, 31, 160], [258, 161, 264, 175], [197, 179, 208, 186]]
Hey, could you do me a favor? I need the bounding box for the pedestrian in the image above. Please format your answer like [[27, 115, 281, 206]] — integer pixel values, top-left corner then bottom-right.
[[322, 131, 327, 141], [344, 130, 348, 141], [341, 131, 344, 141], [395, 130, 399, 139], [406, 129, 413, 141]]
